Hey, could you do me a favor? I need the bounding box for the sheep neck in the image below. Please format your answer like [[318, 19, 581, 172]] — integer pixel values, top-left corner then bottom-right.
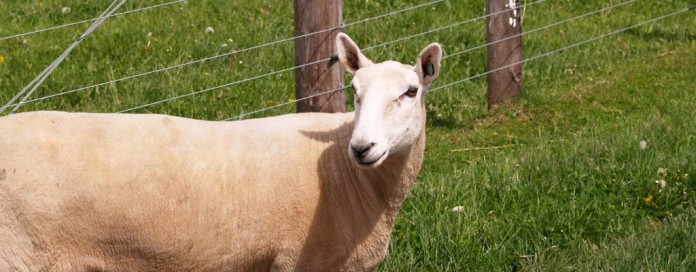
[[355, 123, 425, 216], [334, 113, 426, 233], [295, 112, 426, 268]]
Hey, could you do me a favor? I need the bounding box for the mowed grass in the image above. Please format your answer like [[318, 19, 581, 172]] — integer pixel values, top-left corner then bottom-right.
[[2, 0, 696, 270]]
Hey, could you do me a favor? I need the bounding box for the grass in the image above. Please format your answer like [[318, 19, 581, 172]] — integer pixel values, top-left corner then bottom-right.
[[2, 0, 696, 270]]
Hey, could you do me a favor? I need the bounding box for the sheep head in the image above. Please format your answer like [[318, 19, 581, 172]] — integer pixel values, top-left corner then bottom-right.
[[336, 33, 442, 169]]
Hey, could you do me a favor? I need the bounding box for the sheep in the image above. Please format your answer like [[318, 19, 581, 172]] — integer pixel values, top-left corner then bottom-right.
[[0, 33, 442, 272]]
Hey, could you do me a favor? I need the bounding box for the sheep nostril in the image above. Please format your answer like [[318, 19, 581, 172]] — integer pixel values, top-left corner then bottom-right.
[[351, 144, 371, 158]]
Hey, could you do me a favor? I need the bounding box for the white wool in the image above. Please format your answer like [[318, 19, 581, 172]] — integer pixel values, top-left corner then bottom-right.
[[0, 33, 442, 271]]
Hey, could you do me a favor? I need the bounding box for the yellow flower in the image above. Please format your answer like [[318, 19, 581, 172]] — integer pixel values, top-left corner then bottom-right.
[[643, 195, 653, 204], [287, 98, 296, 103], [265, 100, 276, 106], [0, 54, 5, 63]]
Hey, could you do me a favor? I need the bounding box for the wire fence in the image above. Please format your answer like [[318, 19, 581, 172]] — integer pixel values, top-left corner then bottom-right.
[[3, 0, 546, 112], [0, 0, 186, 42], [227, 4, 693, 120], [9, 0, 449, 108], [115, 0, 550, 113], [445, 0, 636, 59], [2, 0, 693, 118], [0, 0, 128, 115]]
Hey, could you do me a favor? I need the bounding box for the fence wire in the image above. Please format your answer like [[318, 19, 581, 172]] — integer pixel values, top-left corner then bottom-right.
[[226, 6, 693, 120], [14, 0, 447, 107], [0, 0, 128, 115], [445, 0, 636, 59], [3, 1, 692, 117], [118, 57, 331, 113], [114, 0, 547, 113], [0, 0, 186, 42]]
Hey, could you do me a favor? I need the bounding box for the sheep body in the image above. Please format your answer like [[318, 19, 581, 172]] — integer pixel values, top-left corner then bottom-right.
[[0, 111, 417, 271], [0, 33, 441, 271]]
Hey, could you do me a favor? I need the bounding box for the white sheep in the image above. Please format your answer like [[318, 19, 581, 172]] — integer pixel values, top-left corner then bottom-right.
[[0, 33, 442, 271]]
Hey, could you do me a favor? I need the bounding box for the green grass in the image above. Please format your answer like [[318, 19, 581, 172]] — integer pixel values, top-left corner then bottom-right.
[[2, 0, 696, 270]]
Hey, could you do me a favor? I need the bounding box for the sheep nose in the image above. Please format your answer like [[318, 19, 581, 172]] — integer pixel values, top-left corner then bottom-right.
[[351, 142, 375, 159]]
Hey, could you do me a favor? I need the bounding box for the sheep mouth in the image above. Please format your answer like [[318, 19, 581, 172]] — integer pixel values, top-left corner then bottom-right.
[[357, 151, 387, 166]]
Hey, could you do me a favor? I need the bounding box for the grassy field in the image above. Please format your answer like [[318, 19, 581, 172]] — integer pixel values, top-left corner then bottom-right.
[[2, 0, 696, 270]]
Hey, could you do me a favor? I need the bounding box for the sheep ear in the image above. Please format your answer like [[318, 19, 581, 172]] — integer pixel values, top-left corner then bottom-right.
[[415, 43, 443, 88], [336, 33, 373, 74]]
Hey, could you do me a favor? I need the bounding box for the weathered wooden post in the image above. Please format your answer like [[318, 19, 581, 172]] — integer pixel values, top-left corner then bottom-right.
[[486, 0, 523, 109], [293, 0, 345, 113]]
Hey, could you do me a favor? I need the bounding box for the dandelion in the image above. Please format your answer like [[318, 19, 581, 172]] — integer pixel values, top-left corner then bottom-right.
[[61, 6, 71, 14], [451, 206, 464, 212], [643, 195, 653, 204], [0, 54, 5, 63], [205, 26, 215, 34], [266, 100, 276, 106], [287, 98, 296, 103], [639, 140, 647, 150]]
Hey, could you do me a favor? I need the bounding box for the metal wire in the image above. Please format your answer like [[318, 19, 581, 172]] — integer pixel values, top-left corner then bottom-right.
[[344, 0, 446, 28], [118, 57, 332, 113], [361, 0, 548, 51], [226, 6, 693, 120], [8, 0, 688, 117], [0, 0, 128, 115], [17, 0, 446, 106], [445, 0, 636, 59], [226, 85, 349, 121], [0, 0, 186, 42], [430, 7, 693, 93], [113, 0, 547, 113]]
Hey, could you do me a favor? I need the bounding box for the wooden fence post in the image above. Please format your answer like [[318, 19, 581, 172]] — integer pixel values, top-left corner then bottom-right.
[[293, 0, 345, 113], [486, 0, 523, 109]]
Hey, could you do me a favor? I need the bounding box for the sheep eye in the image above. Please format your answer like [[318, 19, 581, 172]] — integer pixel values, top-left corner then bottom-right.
[[404, 86, 418, 98]]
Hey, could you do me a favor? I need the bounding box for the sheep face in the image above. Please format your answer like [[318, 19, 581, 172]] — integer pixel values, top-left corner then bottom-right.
[[336, 33, 442, 169]]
